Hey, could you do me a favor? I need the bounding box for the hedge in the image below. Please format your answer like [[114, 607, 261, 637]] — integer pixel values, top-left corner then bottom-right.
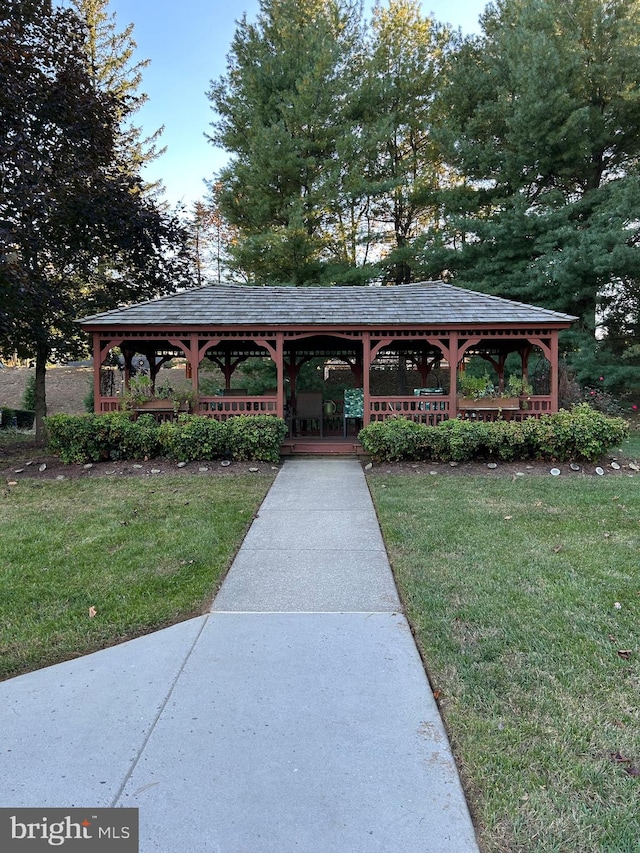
[[1, 407, 35, 430], [358, 404, 629, 464], [45, 413, 288, 465]]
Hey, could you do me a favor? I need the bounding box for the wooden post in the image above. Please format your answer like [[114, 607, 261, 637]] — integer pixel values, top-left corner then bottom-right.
[[448, 332, 459, 416], [276, 332, 285, 420], [93, 334, 102, 413], [189, 333, 199, 393], [362, 331, 371, 426], [550, 332, 560, 412]]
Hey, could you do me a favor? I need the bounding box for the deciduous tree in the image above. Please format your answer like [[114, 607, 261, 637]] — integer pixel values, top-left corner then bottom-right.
[[0, 0, 191, 438]]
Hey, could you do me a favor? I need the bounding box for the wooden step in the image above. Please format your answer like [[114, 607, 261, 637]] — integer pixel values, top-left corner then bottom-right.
[[281, 438, 364, 456]]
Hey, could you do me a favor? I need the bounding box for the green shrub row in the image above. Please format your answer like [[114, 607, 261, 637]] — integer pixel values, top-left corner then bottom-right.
[[358, 404, 629, 463], [45, 412, 288, 464], [1, 407, 35, 430]]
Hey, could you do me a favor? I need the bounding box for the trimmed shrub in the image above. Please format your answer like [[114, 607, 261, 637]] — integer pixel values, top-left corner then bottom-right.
[[1, 407, 35, 430], [158, 415, 226, 461], [225, 415, 288, 463], [45, 412, 288, 464], [104, 412, 161, 460], [358, 418, 431, 462], [45, 414, 109, 462], [358, 405, 629, 463], [431, 419, 492, 462], [536, 404, 628, 462]]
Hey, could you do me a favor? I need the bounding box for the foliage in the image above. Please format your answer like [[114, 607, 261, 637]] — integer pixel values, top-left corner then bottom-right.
[[355, 418, 429, 461], [225, 415, 288, 463], [505, 374, 533, 397], [46, 413, 110, 463], [0, 0, 192, 439], [103, 412, 161, 460], [188, 195, 240, 285], [457, 371, 532, 399], [535, 404, 629, 462], [119, 374, 152, 407], [156, 380, 197, 413], [21, 373, 37, 411], [208, 0, 361, 284], [157, 416, 226, 461], [208, 0, 453, 285], [45, 412, 288, 464], [457, 371, 494, 398], [432, 0, 640, 390], [69, 0, 165, 192], [45, 411, 160, 462], [359, 405, 629, 463], [0, 407, 35, 430], [83, 378, 95, 413], [356, 0, 452, 284]]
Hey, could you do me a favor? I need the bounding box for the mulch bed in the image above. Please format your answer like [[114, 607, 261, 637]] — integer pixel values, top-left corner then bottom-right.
[[0, 441, 279, 483], [1, 439, 637, 483]]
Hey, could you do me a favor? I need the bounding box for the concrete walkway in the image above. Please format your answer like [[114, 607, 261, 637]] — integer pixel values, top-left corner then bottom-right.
[[0, 458, 479, 852]]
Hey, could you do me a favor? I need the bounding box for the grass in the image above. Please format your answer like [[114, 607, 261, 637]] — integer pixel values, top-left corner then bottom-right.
[[618, 424, 640, 461], [0, 474, 274, 680], [369, 474, 639, 853], [0, 429, 35, 452]]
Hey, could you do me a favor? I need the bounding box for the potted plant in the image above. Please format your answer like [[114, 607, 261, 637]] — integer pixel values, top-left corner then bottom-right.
[[457, 372, 528, 410], [505, 374, 533, 408], [157, 381, 197, 414], [120, 374, 154, 410]]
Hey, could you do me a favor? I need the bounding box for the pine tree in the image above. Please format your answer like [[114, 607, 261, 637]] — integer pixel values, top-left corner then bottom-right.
[[208, 0, 364, 285], [69, 0, 165, 192], [434, 0, 640, 392], [356, 0, 451, 284]]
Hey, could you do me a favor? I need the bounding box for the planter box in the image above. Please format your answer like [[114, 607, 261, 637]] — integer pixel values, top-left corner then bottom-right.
[[457, 397, 520, 410], [133, 399, 190, 413]]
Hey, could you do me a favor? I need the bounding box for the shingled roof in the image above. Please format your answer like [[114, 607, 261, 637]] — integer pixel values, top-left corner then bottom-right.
[[79, 281, 576, 327]]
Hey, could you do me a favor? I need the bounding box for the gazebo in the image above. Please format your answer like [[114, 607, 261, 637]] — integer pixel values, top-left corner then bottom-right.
[[80, 282, 576, 454]]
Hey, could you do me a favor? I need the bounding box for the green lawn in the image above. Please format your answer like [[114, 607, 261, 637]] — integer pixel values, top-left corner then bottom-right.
[[0, 474, 273, 680], [369, 474, 639, 853], [618, 425, 640, 461]]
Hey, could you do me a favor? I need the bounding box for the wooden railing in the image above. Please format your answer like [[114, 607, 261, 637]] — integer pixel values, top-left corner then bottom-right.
[[99, 397, 121, 413], [99, 394, 554, 423], [196, 395, 279, 421], [98, 395, 279, 422], [521, 396, 553, 414], [456, 396, 553, 421], [368, 395, 554, 424], [368, 396, 450, 425]]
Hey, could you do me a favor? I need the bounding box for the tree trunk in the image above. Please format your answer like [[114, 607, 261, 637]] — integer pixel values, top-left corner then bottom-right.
[[34, 345, 48, 444]]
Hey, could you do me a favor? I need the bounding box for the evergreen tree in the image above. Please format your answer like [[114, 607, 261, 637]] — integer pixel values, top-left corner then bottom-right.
[[357, 0, 451, 284], [433, 0, 640, 392], [68, 0, 165, 192], [208, 0, 364, 285], [0, 0, 192, 438]]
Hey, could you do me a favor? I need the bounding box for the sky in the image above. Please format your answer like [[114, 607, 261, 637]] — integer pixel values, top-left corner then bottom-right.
[[103, 0, 488, 209]]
